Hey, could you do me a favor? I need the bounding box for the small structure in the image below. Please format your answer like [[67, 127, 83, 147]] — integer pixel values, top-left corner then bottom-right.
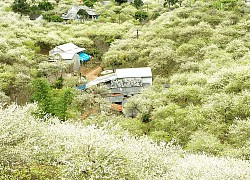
[[247, 0, 250, 6], [85, 67, 152, 111], [49, 43, 91, 72], [101, 1, 110, 5], [29, 14, 43, 20], [62, 6, 98, 20]]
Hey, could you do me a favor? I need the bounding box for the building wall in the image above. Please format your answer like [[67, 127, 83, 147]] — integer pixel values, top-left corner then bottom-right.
[[107, 76, 152, 110]]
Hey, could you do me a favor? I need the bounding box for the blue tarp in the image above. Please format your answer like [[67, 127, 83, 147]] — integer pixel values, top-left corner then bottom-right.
[[77, 84, 86, 90], [79, 52, 91, 62]]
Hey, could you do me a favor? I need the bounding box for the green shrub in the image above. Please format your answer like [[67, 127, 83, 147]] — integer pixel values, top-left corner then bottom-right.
[[43, 13, 63, 22], [38, 0, 54, 11]]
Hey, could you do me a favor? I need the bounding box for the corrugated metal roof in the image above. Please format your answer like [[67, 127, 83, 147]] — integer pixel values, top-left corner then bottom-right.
[[86, 10, 97, 16], [115, 67, 152, 78], [59, 53, 76, 60], [86, 73, 117, 88], [67, 48, 85, 54], [56, 43, 85, 52]]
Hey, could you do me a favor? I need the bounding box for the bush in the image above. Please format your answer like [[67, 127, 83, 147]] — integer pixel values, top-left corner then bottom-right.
[[38, 0, 54, 11], [186, 130, 224, 155], [11, 0, 30, 15], [43, 13, 63, 22], [135, 11, 148, 22], [1, 104, 250, 179]]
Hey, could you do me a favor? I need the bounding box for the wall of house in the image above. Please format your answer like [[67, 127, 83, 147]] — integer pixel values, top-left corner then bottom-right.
[[106, 76, 152, 111]]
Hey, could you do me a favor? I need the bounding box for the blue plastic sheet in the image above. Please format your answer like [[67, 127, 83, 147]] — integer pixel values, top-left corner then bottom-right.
[[79, 52, 91, 62]]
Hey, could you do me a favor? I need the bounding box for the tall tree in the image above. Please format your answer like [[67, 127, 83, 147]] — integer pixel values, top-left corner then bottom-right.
[[11, 0, 30, 15], [134, 0, 144, 9], [77, 9, 89, 21], [115, 0, 127, 5], [31, 78, 54, 116]]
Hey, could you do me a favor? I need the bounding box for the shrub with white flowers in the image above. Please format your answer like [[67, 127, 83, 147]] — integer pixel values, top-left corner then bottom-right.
[[1, 104, 250, 179]]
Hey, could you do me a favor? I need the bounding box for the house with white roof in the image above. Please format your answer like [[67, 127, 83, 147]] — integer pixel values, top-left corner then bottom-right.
[[85, 67, 152, 111], [62, 6, 98, 20], [49, 43, 90, 72]]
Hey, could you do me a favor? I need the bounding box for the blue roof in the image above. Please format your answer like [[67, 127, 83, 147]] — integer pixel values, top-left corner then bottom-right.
[[79, 52, 91, 62]]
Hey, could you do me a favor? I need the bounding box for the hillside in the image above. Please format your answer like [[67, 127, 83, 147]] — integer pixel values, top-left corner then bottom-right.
[[103, 0, 250, 158], [1, 104, 250, 179], [0, 0, 250, 178]]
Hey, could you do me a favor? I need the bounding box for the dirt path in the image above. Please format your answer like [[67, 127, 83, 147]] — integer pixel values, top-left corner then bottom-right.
[[81, 66, 102, 81]]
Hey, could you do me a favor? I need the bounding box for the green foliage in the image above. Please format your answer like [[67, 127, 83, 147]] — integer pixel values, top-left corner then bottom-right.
[[151, 12, 161, 20], [83, 0, 96, 7], [134, 0, 144, 9], [53, 88, 74, 120], [1, 162, 60, 180], [186, 130, 224, 155], [2, 0, 250, 161], [77, 9, 89, 19], [11, 0, 30, 15], [38, 0, 54, 11], [11, 0, 54, 16], [0, 91, 10, 105], [115, 0, 127, 5], [118, 117, 148, 136], [150, 104, 198, 145], [212, 0, 239, 11], [31, 78, 75, 120], [1, 104, 250, 179], [43, 13, 63, 22], [135, 11, 148, 22], [31, 78, 53, 116], [164, 0, 179, 8], [54, 76, 63, 89]]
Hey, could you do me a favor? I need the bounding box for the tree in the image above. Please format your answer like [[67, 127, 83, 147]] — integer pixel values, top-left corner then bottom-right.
[[77, 9, 89, 21], [114, 8, 122, 24], [83, 0, 95, 7], [54, 88, 74, 120], [31, 78, 54, 116], [11, 0, 30, 15], [38, 0, 54, 11], [55, 0, 60, 5], [134, 11, 148, 22], [43, 13, 63, 22], [134, 0, 144, 9], [163, 0, 179, 8], [115, 0, 127, 5]]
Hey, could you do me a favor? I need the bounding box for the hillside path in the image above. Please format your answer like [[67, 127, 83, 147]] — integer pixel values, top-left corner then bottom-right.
[[81, 66, 102, 81]]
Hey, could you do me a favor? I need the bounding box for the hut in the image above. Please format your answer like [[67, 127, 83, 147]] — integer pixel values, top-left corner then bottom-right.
[[62, 6, 98, 20], [49, 43, 90, 73]]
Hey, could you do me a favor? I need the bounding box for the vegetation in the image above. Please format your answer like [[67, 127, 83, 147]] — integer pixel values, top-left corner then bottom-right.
[[1, 104, 250, 179], [11, 0, 55, 16], [1, 0, 250, 178]]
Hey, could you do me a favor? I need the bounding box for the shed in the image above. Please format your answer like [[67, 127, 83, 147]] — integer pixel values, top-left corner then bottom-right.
[[49, 43, 90, 72], [62, 6, 98, 20], [29, 14, 43, 20], [115, 67, 152, 85], [49, 43, 85, 55], [85, 67, 153, 112]]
